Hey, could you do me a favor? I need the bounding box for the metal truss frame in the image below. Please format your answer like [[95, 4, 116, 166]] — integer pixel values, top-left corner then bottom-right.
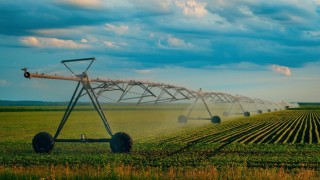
[[23, 58, 287, 126]]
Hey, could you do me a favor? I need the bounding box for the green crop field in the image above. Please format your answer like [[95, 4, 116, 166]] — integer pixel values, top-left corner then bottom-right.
[[0, 105, 320, 179]]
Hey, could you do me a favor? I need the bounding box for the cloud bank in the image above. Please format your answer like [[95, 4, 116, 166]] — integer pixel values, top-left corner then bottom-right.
[[21, 36, 90, 49], [0, 0, 319, 68], [0, 0, 320, 102], [271, 65, 292, 76]]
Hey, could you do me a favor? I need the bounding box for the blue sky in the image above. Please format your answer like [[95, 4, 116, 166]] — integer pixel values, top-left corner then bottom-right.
[[1, 0, 320, 102]]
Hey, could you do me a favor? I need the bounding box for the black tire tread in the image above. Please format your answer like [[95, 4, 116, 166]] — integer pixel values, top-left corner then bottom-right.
[[211, 116, 221, 124], [32, 132, 54, 153], [110, 132, 132, 153]]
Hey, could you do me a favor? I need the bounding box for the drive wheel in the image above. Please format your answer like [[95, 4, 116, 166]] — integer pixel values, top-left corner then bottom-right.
[[211, 116, 221, 124], [244, 111, 251, 117], [32, 132, 54, 153], [110, 132, 132, 153]]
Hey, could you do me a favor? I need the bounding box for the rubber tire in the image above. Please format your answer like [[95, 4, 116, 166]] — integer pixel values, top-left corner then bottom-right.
[[223, 112, 229, 117], [110, 132, 132, 153], [211, 116, 221, 124], [257, 110, 263, 114], [32, 132, 54, 153], [244, 111, 250, 117], [178, 115, 187, 123]]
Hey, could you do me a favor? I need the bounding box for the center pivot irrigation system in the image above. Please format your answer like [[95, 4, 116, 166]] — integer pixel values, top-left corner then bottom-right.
[[22, 58, 289, 153]]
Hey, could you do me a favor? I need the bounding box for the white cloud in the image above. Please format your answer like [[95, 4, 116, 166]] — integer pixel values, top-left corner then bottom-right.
[[158, 36, 194, 49], [135, 69, 153, 74], [58, 0, 102, 8], [271, 64, 292, 76], [104, 41, 115, 48], [103, 40, 127, 48], [206, 61, 265, 71], [238, 6, 253, 16], [105, 24, 129, 35], [21, 36, 90, 49], [168, 37, 188, 47], [176, 0, 207, 17], [21, 36, 41, 47], [81, 38, 88, 43], [34, 28, 79, 35]]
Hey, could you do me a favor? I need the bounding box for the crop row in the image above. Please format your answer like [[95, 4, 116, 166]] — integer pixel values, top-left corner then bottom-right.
[[154, 110, 320, 144]]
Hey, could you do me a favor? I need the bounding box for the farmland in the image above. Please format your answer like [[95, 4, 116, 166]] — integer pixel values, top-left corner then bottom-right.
[[0, 105, 320, 179]]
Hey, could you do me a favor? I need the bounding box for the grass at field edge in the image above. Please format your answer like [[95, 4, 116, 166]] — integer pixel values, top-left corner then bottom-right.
[[0, 164, 319, 180]]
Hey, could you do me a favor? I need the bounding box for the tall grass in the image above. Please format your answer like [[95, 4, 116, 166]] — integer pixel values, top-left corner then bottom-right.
[[0, 164, 319, 179]]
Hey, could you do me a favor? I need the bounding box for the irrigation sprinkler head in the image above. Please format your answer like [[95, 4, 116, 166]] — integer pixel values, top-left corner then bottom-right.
[[21, 67, 28, 72], [196, 88, 204, 97], [21, 68, 31, 79], [24, 71, 31, 79], [81, 134, 86, 142]]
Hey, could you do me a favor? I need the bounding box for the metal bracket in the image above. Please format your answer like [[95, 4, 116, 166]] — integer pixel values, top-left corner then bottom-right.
[[61, 57, 95, 75]]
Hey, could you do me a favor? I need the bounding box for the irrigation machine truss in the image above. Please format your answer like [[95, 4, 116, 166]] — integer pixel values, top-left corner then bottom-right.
[[22, 58, 288, 153]]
